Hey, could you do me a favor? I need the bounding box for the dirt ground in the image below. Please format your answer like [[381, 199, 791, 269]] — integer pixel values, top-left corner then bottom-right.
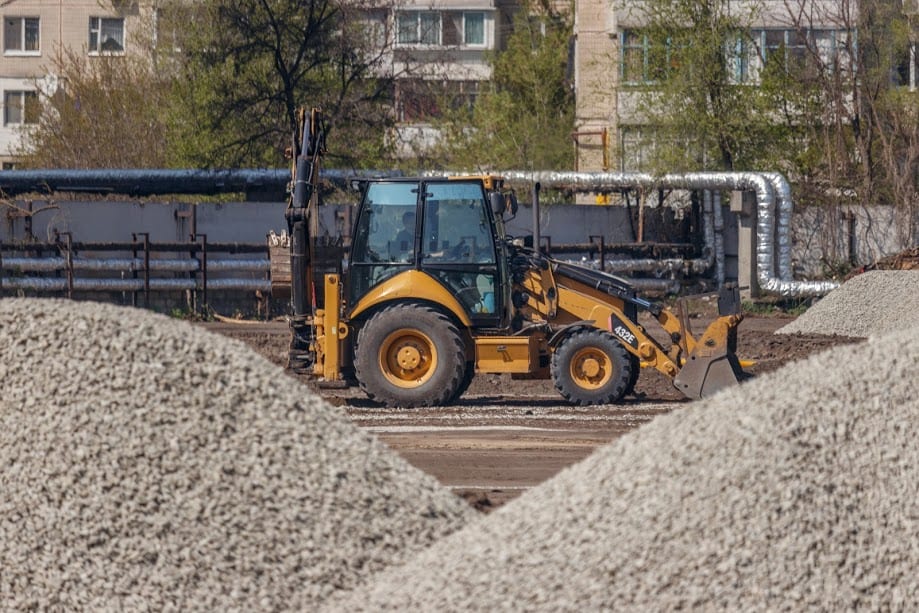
[[204, 312, 859, 511]]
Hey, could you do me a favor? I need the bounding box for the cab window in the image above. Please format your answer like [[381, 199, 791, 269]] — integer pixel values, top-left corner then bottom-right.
[[350, 182, 419, 303], [420, 182, 496, 264]]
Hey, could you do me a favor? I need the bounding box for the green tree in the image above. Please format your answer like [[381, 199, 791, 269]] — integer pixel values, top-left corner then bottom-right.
[[620, 0, 791, 172], [17, 48, 172, 168], [162, 0, 397, 169], [761, 0, 918, 243], [434, 0, 576, 171]]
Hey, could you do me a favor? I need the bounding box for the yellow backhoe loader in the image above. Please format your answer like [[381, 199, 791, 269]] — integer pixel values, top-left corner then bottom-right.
[[286, 108, 748, 407]]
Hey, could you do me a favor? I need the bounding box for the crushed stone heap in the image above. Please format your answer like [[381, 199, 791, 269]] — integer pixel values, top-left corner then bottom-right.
[[777, 270, 919, 337], [0, 298, 473, 610], [327, 324, 919, 611]]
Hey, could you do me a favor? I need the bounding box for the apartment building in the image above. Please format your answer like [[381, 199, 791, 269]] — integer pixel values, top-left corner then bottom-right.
[[572, 0, 918, 173], [0, 0, 512, 165], [1, 1, 150, 167], [385, 0, 517, 156]]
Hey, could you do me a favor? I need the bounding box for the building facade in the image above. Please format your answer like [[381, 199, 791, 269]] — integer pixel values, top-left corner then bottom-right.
[[383, 0, 517, 157], [1, 1, 152, 167], [1, 0, 515, 165], [573, 0, 919, 173]]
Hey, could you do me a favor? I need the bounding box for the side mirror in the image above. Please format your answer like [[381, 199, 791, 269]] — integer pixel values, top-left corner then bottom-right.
[[489, 191, 506, 215], [349, 179, 363, 192]]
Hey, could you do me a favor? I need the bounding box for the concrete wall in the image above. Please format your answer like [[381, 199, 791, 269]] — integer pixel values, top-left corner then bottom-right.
[[792, 204, 917, 276]]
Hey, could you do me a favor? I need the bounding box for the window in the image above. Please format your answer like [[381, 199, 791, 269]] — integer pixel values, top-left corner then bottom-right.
[[396, 11, 440, 46], [4, 17, 39, 53], [619, 127, 703, 171], [464, 12, 484, 46], [89, 17, 124, 53], [4, 90, 39, 125], [349, 181, 419, 302], [752, 29, 851, 77], [396, 80, 479, 121], [896, 42, 918, 90], [726, 31, 760, 84], [620, 30, 672, 84], [620, 127, 658, 172], [420, 181, 497, 317]]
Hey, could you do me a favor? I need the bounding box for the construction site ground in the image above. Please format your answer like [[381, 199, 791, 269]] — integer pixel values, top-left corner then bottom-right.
[[204, 311, 858, 512]]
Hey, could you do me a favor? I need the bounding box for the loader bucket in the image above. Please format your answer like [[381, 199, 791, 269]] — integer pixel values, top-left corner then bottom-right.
[[672, 314, 747, 400]]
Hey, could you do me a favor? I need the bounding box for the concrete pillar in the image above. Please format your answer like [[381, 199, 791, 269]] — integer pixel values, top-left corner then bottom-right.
[[731, 191, 759, 299], [573, 0, 617, 186]]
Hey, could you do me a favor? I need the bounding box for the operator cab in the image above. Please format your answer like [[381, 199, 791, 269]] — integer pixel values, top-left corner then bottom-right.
[[350, 177, 507, 325]]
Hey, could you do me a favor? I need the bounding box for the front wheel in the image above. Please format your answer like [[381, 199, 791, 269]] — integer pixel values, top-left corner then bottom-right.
[[551, 328, 633, 406], [355, 303, 466, 407]]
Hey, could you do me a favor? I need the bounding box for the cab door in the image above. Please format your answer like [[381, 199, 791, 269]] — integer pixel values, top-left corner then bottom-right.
[[418, 180, 502, 325], [349, 180, 420, 305]]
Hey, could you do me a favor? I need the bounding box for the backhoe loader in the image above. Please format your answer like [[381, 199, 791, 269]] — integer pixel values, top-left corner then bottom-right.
[[286, 108, 748, 407]]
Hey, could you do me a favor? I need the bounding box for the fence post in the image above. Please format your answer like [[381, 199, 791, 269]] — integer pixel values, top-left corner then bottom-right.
[[195, 233, 208, 315], [59, 232, 74, 299], [131, 232, 151, 308]]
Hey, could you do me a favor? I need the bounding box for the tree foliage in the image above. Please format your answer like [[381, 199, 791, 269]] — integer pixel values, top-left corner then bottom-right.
[[624, 0, 919, 242], [17, 49, 172, 169], [620, 0, 792, 172], [161, 0, 397, 169], [433, 0, 576, 171]]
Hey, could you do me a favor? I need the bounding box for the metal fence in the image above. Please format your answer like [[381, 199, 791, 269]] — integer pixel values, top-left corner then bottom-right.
[[0, 233, 278, 314]]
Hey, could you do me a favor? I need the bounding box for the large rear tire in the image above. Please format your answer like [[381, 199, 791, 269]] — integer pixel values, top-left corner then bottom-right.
[[551, 328, 633, 406], [355, 303, 466, 407], [624, 353, 641, 397], [449, 361, 476, 404]]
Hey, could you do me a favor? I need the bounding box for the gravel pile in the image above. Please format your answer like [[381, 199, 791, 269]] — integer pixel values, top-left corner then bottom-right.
[[0, 298, 473, 610], [777, 270, 919, 337], [327, 325, 919, 611]]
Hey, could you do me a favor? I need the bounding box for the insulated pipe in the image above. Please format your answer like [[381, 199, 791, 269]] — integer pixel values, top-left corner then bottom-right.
[[532, 182, 541, 254], [603, 257, 711, 274], [473, 170, 837, 297], [499, 171, 780, 290], [759, 172, 794, 281], [1, 257, 269, 273], [702, 190, 716, 278], [713, 190, 726, 287], [558, 258, 680, 294], [0, 277, 271, 292], [0, 168, 396, 197], [625, 278, 681, 294]]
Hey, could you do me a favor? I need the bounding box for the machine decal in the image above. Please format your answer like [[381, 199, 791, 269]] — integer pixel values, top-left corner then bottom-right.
[[610, 315, 639, 349]]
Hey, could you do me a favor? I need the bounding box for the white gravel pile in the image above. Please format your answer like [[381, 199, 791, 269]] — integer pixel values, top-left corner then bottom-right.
[[327, 325, 919, 611], [0, 298, 473, 610], [777, 270, 919, 337]]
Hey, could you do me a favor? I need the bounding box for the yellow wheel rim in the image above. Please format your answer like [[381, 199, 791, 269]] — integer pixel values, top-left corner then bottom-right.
[[570, 347, 613, 390], [379, 328, 438, 389]]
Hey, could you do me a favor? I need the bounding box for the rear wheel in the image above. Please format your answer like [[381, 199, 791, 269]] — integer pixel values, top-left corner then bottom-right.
[[449, 361, 476, 404], [624, 353, 641, 397], [551, 329, 633, 406], [355, 303, 466, 407]]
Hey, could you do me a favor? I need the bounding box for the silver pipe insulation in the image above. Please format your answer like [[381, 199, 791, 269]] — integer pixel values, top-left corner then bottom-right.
[[2, 257, 269, 273], [483, 170, 838, 297], [702, 190, 717, 279], [603, 257, 711, 274], [559, 258, 680, 294], [760, 172, 794, 281], [713, 190, 726, 287], [625, 278, 681, 294], [0, 277, 271, 292]]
